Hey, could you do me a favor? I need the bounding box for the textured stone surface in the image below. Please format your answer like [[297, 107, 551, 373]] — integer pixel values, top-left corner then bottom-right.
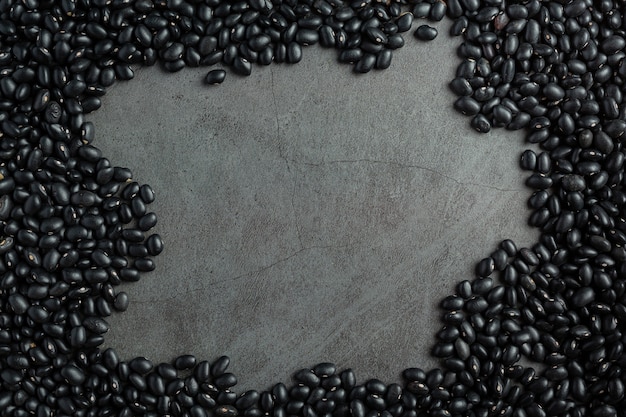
[[91, 23, 537, 391]]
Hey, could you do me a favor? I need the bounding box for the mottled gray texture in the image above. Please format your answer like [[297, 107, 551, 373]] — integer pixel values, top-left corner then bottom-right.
[[90, 22, 538, 391]]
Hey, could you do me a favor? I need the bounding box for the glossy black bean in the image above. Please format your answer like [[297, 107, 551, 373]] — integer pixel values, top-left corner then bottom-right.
[[113, 291, 129, 312], [234, 390, 259, 410], [292, 29, 317, 46], [354, 53, 376, 73], [133, 258, 154, 271], [429, 1, 446, 21], [414, 25, 437, 41], [286, 42, 302, 63], [470, 113, 490, 132], [216, 405, 238, 417], [454, 96, 481, 115], [61, 365, 85, 385], [571, 287, 595, 307]]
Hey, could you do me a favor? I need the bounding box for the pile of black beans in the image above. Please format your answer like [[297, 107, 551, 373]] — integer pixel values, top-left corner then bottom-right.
[[1, 0, 626, 416]]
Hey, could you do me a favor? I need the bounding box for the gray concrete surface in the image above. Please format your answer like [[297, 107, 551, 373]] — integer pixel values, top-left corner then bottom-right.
[[91, 20, 538, 391]]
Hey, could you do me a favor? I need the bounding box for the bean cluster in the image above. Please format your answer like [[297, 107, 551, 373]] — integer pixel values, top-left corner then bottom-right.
[[1, 0, 626, 416]]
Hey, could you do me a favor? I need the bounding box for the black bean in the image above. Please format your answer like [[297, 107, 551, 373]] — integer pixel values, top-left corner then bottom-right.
[[449, 77, 472, 96], [454, 96, 481, 115], [113, 292, 129, 312], [44, 101, 62, 123], [571, 287, 595, 307], [142, 233, 163, 256], [429, 1, 446, 21], [281, 42, 300, 64], [354, 53, 376, 73], [414, 25, 438, 41], [236, 390, 260, 410], [161, 42, 184, 61], [133, 258, 154, 271], [61, 365, 86, 385], [372, 49, 392, 70], [190, 405, 208, 417], [592, 405, 617, 417], [520, 150, 537, 170], [470, 114, 491, 133], [338, 48, 362, 64], [562, 174, 586, 191], [228, 57, 250, 76], [208, 355, 230, 378], [293, 369, 319, 388], [525, 173, 551, 189], [295, 29, 318, 46], [216, 405, 238, 417], [205, 69, 226, 85]]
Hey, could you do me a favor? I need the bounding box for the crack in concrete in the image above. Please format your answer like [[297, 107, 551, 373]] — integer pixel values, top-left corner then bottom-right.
[[291, 176, 304, 250], [269, 66, 285, 169], [269, 67, 280, 141], [296, 158, 525, 193], [133, 243, 358, 304], [270, 67, 303, 249]]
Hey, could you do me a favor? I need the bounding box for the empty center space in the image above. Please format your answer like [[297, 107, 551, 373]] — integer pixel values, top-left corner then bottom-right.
[[91, 25, 537, 391]]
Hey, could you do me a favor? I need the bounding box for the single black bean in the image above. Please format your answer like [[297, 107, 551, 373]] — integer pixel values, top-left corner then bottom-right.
[[61, 365, 86, 385], [287, 42, 302, 63], [296, 29, 319, 45], [454, 96, 481, 115], [216, 405, 238, 417], [414, 25, 438, 41], [571, 287, 595, 307], [471, 114, 491, 132], [375, 49, 392, 70], [429, 1, 446, 21], [354, 54, 376, 73], [205, 69, 226, 85]]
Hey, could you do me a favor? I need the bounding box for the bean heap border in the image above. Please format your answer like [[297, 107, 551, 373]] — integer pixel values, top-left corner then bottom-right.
[[1, 0, 626, 416]]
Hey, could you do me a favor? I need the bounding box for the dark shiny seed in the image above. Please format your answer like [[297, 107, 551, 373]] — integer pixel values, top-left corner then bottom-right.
[[365, 27, 387, 45], [450, 77, 472, 96], [236, 390, 260, 410], [471, 114, 491, 132], [211, 355, 230, 377], [232, 57, 252, 76], [214, 373, 237, 389], [375, 49, 392, 70], [162, 42, 185, 61], [61, 365, 85, 385], [572, 287, 595, 307], [313, 362, 336, 377], [454, 96, 481, 115], [520, 150, 537, 170], [387, 34, 404, 49], [339, 49, 362, 63], [562, 175, 586, 191], [287, 42, 302, 63], [414, 25, 438, 41], [294, 369, 320, 387], [134, 258, 155, 271], [216, 405, 238, 417], [45, 101, 62, 123], [602, 35, 626, 55], [396, 13, 413, 33], [429, 1, 446, 21], [354, 54, 376, 73], [191, 405, 208, 417], [296, 29, 319, 45], [114, 292, 129, 311], [206, 69, 226, 85]]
